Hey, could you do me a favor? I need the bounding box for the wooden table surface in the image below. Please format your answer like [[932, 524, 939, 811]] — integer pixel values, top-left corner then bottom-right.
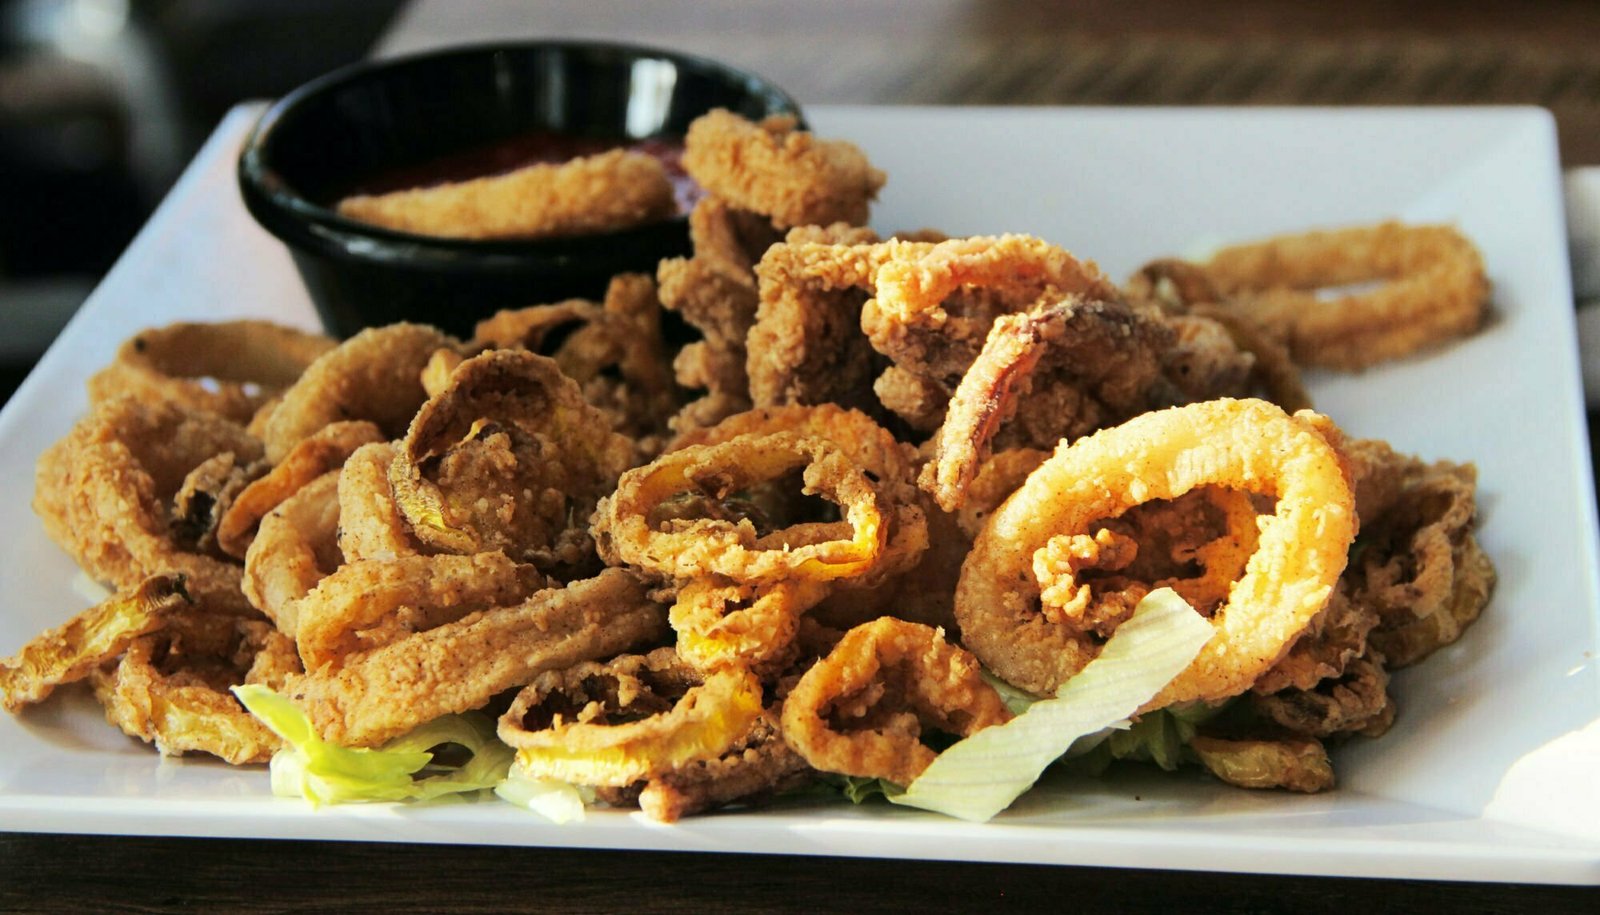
[[7, 2, 1600, 911]]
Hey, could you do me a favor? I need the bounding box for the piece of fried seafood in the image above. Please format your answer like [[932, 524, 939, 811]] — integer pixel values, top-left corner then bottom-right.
[[34, 396, 264, 613], [336, 442, 422, 563], [746, 239, 893, 414], [1198, 221, 1490, 370], [170, 451, 263, 558], [866, 234, 1129, 436], [287, 567, 669, 747], [216, 420, 384, 559], [637, 406, 926, 666], [389, 349, 636, 579], [920, 294, 1175, 513], [780, 618, 1011, 786], [91, 593, 301, 764], [1122, 258, 1313, 412], [86, 321, 335, 424], [293, 551, 546, 670], [1187, 735, 1336, 793], [241, 470, 342, 637], [471, 274, 682, 452], [656, 197, 786, 407], [666, 405, 927, 587], [1338, 443, 1494, 668], [682, 109, 886, 230], [595, 430, 891, 592], [261, 322, 460, 463], [0, 573, 190, 712], [336, 147, 677, 241], [957, 399, 1356, 707], [498, 647, 812, 821]]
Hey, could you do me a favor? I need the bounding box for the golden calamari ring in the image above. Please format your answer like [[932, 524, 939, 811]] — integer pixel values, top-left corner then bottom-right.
[[779, 617, 1012, 786], [498, 648, 765, 787], [33, 396, 262, 613], [293, 551, 544, 671], [956, 398, 1356, 705], [90, 607, 300, 765], [261, 323, 458, 463], [241, 471, 342, 637], [87, 320, 334, 423], [1201, 221, 1489, 370], [594, 431, 887, 586]]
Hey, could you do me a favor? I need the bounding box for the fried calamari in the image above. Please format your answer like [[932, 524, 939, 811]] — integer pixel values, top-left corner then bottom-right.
[[337, 148, 676, 241]]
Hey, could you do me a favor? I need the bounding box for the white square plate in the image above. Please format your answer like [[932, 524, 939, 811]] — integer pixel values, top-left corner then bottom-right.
[[2, 105, 1597, 884]]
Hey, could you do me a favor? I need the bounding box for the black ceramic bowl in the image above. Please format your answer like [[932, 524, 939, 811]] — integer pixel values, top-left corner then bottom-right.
[[238, 41, 801, 339]]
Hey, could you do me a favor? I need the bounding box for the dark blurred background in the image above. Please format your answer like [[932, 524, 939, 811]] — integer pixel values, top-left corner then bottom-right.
[[0, 0, 401, 399]]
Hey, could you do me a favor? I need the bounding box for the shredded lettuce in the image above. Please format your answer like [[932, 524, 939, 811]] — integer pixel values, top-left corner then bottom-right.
[[829, 774, 904, 805], [232, 684, 513, 806], [888, 587, 1213, 822], [494, 764, 594, 824], [1058, 698, 1230, 775]]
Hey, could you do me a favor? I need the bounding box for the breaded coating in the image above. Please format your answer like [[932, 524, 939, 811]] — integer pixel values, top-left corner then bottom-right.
[[683, 110, 885, 229], [337, 149, 676, 240]]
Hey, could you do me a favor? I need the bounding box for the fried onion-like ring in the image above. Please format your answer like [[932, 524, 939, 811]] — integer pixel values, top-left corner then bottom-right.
[[216, 420, 383, 558], [262, 323, 458, 463], [389, 349, 636, 566], [0, 573, 189, 712], [1201, 221, 1490, 370], [861, 235, 1120, 378], [594, 431, 886, 586], [669, 577, 828, 675], [33, 396, 262, 612], [86, 320, 334, 423], [636, 706, 815, 822], [682, 110, 885, 229], [669, 404, 928, 590], [241, 470, 342, 637], [498, 648, 764, 787], [293, 551, 545, 670], [957, 398, 1356, 705], [921, 295, 1173, 512], [780, 618, 1011, 785], [336, 148, 676, 241], [336, 442, 422, 563], [90, 606, 300, 764], [289, 568, 669, 747]]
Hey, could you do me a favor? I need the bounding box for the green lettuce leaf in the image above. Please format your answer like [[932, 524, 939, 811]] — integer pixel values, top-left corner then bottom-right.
[[888, 587, 1213, 822], [232, 684, 513, 806]]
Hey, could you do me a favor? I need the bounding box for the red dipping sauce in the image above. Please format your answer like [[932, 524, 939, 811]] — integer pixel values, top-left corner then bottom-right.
[[339, 132, 704, 215]]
